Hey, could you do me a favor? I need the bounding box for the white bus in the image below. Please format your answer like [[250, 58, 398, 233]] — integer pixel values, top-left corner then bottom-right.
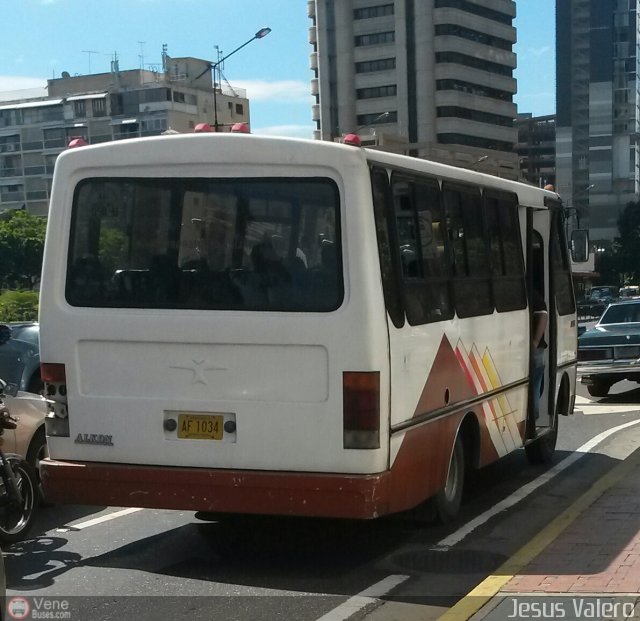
[[39, 134, 580, 522]]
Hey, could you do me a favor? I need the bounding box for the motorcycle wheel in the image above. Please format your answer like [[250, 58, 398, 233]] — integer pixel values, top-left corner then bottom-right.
[[0, 459, 38, 544]]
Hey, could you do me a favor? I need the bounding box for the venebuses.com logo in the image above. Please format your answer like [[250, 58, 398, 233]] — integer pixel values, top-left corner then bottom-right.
[[7, 596, 71, 620]]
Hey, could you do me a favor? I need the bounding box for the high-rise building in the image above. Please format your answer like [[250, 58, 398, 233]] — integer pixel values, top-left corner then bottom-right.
[[0, 52, 249, 215], [516, 113, 556, 188], [556, 0, 639, 243], [309, 0, 518, 177]]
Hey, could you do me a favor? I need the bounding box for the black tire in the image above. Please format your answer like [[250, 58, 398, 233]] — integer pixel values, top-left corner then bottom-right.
[[26, 427, 48, 504], [525, 411, 558, 465], [587, 381, 611, 398], [0, 459, 38, 544], [434, 434, 465, 523]]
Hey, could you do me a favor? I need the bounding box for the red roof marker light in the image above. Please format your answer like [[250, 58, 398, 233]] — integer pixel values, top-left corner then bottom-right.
[[231, 122, 250, 133], [194, 122, 214, 133], [343, 133, 362, 147], [67, 137, 88, 148]]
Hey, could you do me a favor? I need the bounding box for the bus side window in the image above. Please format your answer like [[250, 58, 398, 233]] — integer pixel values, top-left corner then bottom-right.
[[390, 173, 454, 324], [442, 183, 493, 318], [484, 191, 527, 313]]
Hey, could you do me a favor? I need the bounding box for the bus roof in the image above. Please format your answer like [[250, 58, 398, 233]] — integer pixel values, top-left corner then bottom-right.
[[55, 133, 558, 208]]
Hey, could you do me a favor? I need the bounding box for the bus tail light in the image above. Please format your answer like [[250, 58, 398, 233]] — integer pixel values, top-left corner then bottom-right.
[[41, 363, 70, 437], [343, 372, 380, 449]]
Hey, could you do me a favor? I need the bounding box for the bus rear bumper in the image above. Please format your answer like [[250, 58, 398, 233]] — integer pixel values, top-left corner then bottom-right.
[[40, 459, 394, 519]]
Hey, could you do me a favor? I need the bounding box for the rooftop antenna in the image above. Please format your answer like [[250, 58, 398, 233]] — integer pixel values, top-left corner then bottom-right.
[[138, 41, 146, 70], [213, 45, 223, 91], [162, 44, 168, 73], [82, 50, 99, 74]]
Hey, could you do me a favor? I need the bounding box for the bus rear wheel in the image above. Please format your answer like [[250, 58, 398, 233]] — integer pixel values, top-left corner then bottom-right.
[[434, 434, 465, 523]]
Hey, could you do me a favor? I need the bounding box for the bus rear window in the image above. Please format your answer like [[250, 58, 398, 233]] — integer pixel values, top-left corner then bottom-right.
[[66, 177, 343, 312]]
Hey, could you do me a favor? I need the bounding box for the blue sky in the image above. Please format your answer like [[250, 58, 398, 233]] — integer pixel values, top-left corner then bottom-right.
[[1, 0, 555, 137]]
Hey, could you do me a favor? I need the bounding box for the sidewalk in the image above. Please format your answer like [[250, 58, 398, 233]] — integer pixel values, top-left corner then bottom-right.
[[441, 448, 640, 621], [454, 447, 640, 620]]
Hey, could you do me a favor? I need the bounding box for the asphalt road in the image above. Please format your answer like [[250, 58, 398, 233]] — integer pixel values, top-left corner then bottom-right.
[[3, 382, 640, 621]]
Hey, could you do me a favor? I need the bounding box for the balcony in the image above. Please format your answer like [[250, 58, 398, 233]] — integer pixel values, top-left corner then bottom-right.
[[43, 139, 66, 150], [24, 166, 45, 176], [307, 0, 315, 17], [0, 168, 22, 178], [310, 52, 318, 71], [310, 79, 319, 96], [0, 192, 25, 203], [0, 144, 20, 154], [26, 191, 47, 201], [309, 26, 317, 45]]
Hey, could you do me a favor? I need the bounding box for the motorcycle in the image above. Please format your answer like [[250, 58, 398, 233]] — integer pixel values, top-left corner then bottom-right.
[[0, 379, 38, 543]]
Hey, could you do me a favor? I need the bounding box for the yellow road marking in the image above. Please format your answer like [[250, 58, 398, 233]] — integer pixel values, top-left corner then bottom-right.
[[438, 447, 640, 621]]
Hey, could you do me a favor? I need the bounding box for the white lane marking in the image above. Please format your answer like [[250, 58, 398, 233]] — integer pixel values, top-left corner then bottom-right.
[[435, 418, 640, 550], [66, 507, 143, 530], [314, 575, 409, 621], [574, 395, 640, 416]]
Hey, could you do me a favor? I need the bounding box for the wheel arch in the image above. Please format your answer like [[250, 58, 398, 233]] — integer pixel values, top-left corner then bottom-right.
[[556, 372, 571, 417], [458, 411, 481, 471]]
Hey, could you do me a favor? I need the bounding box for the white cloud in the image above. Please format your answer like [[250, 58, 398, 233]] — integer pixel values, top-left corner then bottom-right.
[[0, 76, 48, 100], [528, 46, 551, 57], [0, 76, 47, 91], [233, 80, 311, 103], [253, 124, 315, 139]]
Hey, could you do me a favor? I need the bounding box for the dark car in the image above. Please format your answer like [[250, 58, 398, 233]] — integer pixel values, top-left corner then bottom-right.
[[0, 322, 42, 394], [578, 300, 640, 397], [577, 285, 619, 319]]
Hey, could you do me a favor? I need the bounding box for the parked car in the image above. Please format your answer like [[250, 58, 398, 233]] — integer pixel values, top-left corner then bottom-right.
[[0, 322, 42, 394], [577, 286, 619, 319], [619, 285, 640, 299], [0, 326, 48, 498], [578, 299, 640, 397]]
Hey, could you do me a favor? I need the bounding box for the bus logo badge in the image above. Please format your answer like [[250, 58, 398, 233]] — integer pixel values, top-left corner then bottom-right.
[[75, 433, 114, 446], [169, 360, 228, 385]]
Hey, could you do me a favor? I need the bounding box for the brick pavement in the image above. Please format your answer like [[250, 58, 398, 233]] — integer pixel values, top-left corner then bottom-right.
[[500, 463, 640, 595], [447, 449, 640, 621], [459, 450, 640, 621]]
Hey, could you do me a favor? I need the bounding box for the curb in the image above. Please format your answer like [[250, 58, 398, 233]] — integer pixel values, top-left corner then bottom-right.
[[437, 447, 640, 621]]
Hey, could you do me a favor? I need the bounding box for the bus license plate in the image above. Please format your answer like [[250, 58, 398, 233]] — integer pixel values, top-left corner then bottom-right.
[[177, 414, 224, 440]]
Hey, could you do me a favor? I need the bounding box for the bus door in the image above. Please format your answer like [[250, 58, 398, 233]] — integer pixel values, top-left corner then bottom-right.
[[527, 215, 555, 435]]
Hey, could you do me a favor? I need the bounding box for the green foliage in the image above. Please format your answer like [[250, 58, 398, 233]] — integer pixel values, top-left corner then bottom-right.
[[98, 227, 128, 274], [0, 210, 47, 290], [0, 290, 39, 322]]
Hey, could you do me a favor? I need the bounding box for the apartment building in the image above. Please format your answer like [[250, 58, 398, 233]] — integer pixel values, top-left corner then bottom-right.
[[0, 52, 249, 215], [516, 113, 556, 188], [556, 0, 639, 243], [309, 0, 518, 177]]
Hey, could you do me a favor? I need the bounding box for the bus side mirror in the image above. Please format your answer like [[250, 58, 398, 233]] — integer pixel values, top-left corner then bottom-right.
[[570, 229, 590, 263]]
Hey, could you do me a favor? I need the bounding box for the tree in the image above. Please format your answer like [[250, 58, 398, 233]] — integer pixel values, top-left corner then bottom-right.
[[0, 210, 47, 290], [0, 290, 38, 322]]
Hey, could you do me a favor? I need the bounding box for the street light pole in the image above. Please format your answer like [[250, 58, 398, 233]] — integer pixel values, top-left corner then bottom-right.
[[571, 183, 595, 230], [196, 27, 272, 132]]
